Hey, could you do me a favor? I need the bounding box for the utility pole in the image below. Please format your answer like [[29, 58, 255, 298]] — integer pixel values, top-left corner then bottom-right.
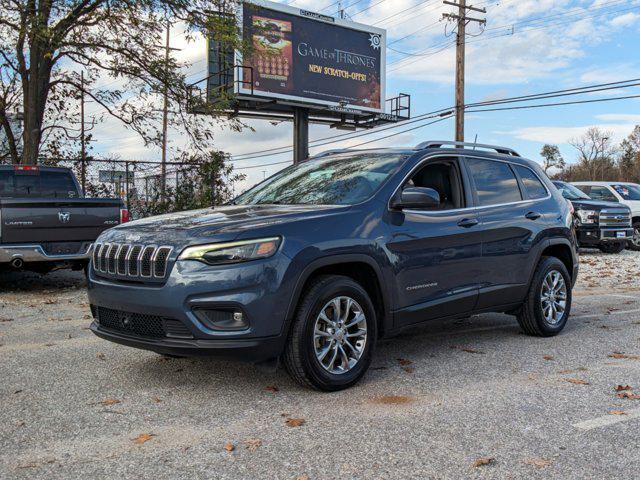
[[80, 72, 87, 195], [161, 20, 171, 202], [443, 1, 486, 142]]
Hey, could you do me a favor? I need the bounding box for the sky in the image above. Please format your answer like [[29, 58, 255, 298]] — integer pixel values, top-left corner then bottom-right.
[[87, 0, 640, 192]]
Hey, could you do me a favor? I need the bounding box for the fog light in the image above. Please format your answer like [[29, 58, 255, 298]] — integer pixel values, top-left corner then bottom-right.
[[193, 308, 249, 331]]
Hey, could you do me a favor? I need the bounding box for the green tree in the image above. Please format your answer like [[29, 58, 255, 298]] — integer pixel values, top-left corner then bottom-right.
[[0, 0, 243, 165], [540, 144, 565, 174]]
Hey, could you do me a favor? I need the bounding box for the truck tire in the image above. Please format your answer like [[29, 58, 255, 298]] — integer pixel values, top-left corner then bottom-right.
[[629, 222, 640, 251], [283, 275, 377, 391], [599, 242, 626, 254], [517, 257, 572, 337]]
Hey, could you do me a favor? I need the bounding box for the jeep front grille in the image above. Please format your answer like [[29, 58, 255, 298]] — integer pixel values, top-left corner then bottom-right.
[[599, 209, 631, 228], [92, 243, 173, 280]]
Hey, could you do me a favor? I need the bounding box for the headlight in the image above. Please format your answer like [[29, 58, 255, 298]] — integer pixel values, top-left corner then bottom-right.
[[576, 210, 597, 224], [178, 237, 281, 265]]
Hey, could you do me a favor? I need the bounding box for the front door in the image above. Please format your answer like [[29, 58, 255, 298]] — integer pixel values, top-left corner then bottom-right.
[[386, 156, 483, 327]]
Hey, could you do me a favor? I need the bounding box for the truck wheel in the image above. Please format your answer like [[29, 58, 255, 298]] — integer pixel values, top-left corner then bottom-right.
[[517, 257, 572, 337], [599, 242, 626, 254], [283, 275, 376, 391], [629, 222, 640, 251]]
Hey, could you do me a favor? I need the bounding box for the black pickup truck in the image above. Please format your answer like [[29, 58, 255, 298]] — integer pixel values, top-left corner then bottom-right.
[[553, 181, 633, 253], [0, 165, 126, 273]]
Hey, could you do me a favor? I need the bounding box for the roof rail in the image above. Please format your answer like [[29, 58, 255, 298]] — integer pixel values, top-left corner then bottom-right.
[[415, 140, 521, 157]]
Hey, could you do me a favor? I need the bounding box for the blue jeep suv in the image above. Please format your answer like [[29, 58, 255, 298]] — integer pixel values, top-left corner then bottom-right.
[[88, 141, 579, 391]]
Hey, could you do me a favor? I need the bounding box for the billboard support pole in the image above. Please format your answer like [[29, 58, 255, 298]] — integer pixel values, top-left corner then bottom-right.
[[293, 107, 309, 164]]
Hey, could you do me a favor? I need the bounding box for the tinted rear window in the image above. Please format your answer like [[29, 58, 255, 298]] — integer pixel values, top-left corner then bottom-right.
[[515, 165, 547, 199], [467, 158, 522, 206], [0, 170, 78, 198]]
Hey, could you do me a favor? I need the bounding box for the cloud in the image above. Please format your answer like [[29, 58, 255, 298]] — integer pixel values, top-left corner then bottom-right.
[[610, 12, 640, 27], [504, 120, 638, 145]]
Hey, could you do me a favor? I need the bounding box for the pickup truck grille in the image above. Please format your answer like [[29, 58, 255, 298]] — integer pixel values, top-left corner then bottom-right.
[[599, 209, 631, 227], [92, 243, 173, 281]]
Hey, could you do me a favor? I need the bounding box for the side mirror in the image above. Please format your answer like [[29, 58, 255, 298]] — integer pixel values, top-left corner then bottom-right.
[[392, 187, 441, 210]]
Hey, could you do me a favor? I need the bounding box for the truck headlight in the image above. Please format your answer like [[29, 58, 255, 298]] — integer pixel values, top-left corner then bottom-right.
[[576, 210, 597, 224], [178, 237, 281, 265]]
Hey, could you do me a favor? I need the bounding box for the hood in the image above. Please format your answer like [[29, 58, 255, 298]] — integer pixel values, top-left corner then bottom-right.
[[97, 204, 349, 247], [569, 199, 628, 211]]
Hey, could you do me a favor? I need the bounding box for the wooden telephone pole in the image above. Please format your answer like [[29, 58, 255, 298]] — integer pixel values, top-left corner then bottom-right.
[[443, 1, 486, 142]]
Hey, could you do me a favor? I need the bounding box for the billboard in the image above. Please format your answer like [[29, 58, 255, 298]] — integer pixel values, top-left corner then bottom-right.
[[236, 0, 386, 113]]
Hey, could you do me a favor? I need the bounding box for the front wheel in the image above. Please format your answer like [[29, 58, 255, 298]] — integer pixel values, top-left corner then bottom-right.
[[517, 257, 572, 337], [599, 241, 626, 254], [628, 222, 640, 251], [283, 275, 377, 391]]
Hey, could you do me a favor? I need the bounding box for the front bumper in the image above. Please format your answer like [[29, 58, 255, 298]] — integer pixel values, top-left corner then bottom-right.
[[0, 243, 91, 264], [577, 227, 634, 245], [87, 253, 295, 361]]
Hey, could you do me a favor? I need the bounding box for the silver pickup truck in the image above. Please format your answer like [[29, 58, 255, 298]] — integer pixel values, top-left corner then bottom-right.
[[0, 165, 126, 274]]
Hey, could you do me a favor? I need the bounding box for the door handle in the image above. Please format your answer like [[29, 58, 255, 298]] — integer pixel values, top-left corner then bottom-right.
[[457, 218, 479, 228], [525, 211, 542, 221]]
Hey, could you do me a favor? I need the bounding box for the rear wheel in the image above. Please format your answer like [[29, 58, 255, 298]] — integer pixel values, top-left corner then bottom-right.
[[628, 222, 640, 251], [599, 241, 626, 254], [517, 257, 572, 337], [283, 275, 377, 391]]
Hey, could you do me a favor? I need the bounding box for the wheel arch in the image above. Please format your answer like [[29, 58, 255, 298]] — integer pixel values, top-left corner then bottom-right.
[[537, 239, 577, 283], [284, 254, 392, 338]]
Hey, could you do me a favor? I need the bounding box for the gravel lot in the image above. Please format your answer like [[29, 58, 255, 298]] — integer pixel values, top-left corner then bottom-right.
[[2, 251, 640, 479]]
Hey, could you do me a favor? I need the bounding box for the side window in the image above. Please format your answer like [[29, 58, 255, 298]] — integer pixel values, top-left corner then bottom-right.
[[514, 165, 548, 200], [466, 158, 522, 207], [404, 160, 465, 210], [589, 186, 618, 202], [575, 185, 591, 195]]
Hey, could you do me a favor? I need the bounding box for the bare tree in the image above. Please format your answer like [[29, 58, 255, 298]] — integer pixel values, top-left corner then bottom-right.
[[569, 127, 617, 181], [0, 0, 243, 164]]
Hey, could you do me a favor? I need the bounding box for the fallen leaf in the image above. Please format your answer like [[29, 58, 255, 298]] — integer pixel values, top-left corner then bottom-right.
[[296, 476, 310, 480], [609, 352, 640, 360], [524, 458, 552, 469], [451, 345, 485, 354], [244, 438, 262, 451], [472, 457, 495, 468], [133, 433, 156, 445], [372, 395, 415, 405], [402, 366, 415, 374], [543, 355, 554, 361], [13, 389, 23, 394], [44, 298, 58, 304], [565, 378, 590, 385], [16, 420, 25, 427], [614, 385, 632, 392], [265, 385, 279, 393], [96, 352, 106, 361], [285, 418, 306, 428], [152, 397, 162, 403], [16, 463, 38, 469], [100, 398, 121, 406], [610, 410, 627, 415], [397, 358, 413, 366], [0, 317, 13, 322], [224, 442, 235, 452], [618, 392, 640, 400]]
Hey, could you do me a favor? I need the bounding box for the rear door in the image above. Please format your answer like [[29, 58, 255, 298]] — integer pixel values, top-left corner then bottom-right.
[[464, 157, 550, 310]]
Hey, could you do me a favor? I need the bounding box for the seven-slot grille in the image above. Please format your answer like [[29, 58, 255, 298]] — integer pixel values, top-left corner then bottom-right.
[[92, 243, 173, 280], [599, 209, 632, 228]]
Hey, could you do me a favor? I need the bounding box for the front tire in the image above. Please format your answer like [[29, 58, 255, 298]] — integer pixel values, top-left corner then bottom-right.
[[283, 275, 377, 391], [599, 241, 626, 254], [628, 222, 640, 251], [517, 257, 572, 337]]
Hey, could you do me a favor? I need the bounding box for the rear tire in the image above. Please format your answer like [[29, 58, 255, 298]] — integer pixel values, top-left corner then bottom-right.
[[517, 257, 572, 337], [628, 222, 640, 251], [599, 242, 626, 254], [283, 275, 377, 391]]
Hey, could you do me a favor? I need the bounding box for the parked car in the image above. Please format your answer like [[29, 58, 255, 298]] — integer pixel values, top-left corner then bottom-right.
[[552, 181, 633, 253], [572, 181, 640, 251], [0, 165, 127, 274], [87, 141, 579, 391]]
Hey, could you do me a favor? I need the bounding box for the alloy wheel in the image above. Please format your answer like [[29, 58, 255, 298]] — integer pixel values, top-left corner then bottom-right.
[[313, 296, 367, 375], [540, 270, 567, 325]]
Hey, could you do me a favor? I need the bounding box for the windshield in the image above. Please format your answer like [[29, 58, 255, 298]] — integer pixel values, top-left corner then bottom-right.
[[233, 153, 407, 206], [0, 169, 79, 198], [612, 184, 640, 201], [553, 182, 590, 200]]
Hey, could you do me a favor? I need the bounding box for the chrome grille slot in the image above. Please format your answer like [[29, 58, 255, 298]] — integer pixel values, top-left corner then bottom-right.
[[91, 243, 173, 281], [599, 209, 631, 228], [117, 245, 130, 275]]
